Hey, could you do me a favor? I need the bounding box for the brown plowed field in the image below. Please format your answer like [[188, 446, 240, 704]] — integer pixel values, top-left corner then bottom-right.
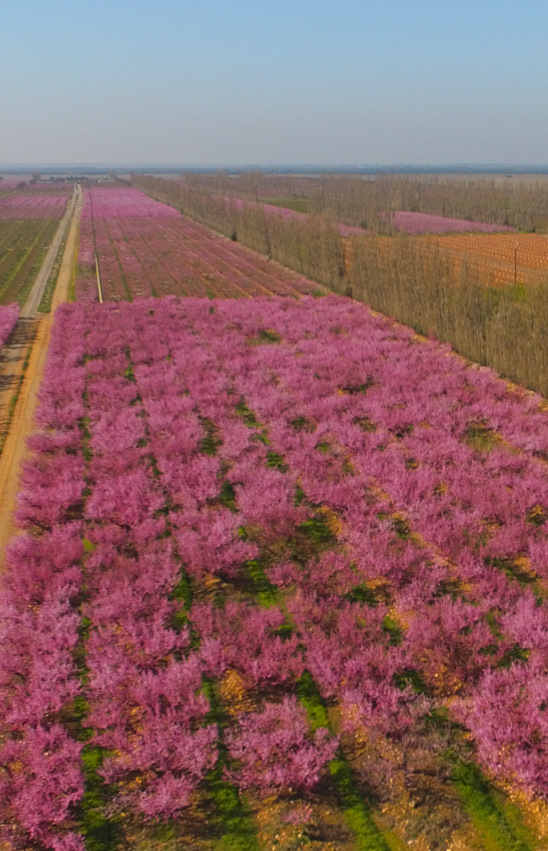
[[344, 232, 548, 286], [425, 231, 548, 285]]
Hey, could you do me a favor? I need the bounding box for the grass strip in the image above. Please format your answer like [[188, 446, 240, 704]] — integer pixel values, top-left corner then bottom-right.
[[236, 465, 394, 851], [76, 396, 121, 851], [265, 197, 310, 214], [452, 760, 535, 851], [296, 672, 393, 851], [73, 677, 120, 851], [193, 403, 261, 850], [38, 220, 70, 312], [68, 227, 80, 303], [202, 678, 262, 851]]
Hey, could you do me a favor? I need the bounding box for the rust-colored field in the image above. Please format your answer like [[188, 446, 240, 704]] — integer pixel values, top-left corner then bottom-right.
[[424, 232, 548, 285], [344, 232, 548, 286]]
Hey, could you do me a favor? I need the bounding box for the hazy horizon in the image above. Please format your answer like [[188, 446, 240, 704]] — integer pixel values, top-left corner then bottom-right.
[[3, 0, 548, 166], [5, 163, 548, 174]]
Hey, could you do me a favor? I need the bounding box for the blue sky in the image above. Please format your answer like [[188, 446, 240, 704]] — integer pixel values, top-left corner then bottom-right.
[[2, 0, 548, 165]]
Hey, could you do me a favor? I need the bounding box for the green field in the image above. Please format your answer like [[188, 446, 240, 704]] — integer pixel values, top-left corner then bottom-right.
[[265, 195, 310, 213], [0, 219, 58, 306]]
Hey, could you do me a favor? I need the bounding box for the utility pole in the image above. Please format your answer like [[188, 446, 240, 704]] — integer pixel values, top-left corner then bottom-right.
[[514, 241, 518, 286]]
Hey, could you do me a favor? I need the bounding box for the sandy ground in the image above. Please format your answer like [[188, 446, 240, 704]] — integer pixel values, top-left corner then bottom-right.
[[0, 185, 82, 568]]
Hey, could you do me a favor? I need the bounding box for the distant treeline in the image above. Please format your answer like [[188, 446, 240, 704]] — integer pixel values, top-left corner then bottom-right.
[[138, 171, 548, 232], [133, 174, 548, 397]]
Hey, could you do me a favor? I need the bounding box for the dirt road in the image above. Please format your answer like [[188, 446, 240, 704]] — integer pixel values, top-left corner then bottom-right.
[[22, 184, 80, 316], [0, 187, 81, 444], [0, 185, 83, 567]]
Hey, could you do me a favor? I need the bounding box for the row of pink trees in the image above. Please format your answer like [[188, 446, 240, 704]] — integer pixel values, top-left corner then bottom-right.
[[0, 187, 71, 220]]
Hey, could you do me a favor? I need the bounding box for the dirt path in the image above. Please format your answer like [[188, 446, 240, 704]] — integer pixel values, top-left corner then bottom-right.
[[0, 186, 82, 568], [22, 184, 80, 317], [0, 187, 81, 446]]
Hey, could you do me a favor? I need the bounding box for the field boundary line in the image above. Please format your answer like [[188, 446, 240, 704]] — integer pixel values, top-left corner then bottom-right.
[[94, 253, 103, 303]]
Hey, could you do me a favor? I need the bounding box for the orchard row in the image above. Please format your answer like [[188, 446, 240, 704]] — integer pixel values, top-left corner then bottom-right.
[[2, 294, 547, 849]]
